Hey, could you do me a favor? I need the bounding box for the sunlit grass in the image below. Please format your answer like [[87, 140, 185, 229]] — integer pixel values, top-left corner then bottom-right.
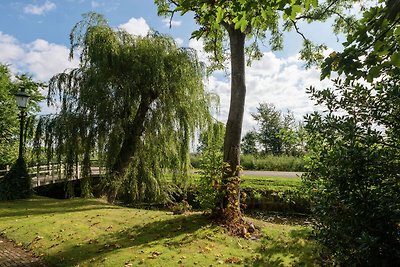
[[171, 172, 302, 191], [240, 176, 301, 191], [0, 196, 320, 266]]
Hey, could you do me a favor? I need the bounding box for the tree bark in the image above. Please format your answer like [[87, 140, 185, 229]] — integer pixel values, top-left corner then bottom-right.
[[220, 25, 246, 222], [223, 27, 246, 173], [106, 93, 156, 202]]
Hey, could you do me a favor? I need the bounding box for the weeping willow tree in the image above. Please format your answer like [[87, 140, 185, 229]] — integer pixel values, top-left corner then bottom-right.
[[35, 13, 211, 202]]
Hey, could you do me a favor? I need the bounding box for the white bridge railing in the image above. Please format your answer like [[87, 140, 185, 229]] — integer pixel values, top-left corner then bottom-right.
[[0, 163, 105, 188]]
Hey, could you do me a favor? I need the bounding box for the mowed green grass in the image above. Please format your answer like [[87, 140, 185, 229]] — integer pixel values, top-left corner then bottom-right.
[[240, 176, 301, 191], [0, 196, 320, 266], [183, 173, 302, 191]]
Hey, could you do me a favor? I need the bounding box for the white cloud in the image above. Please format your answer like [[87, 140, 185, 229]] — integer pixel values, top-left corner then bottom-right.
[[91, 0, 101, 8], [0, 32, 79, 81], [206, 52, 332, 135], [24, 39, 79, 81], [189, 38, 210, 65], [0, 32, 80, 114], [0, 32, 24, 65], [118, 17, 150, 37], [187, 41, 329, 135], [162, 18, 182, 28], [174, 38, 184, 46], [23, 1, 56, 15]]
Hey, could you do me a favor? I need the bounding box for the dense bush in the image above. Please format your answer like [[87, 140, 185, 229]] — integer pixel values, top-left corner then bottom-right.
[[0, 158, 32, 200], [304, 77, 400, 265]]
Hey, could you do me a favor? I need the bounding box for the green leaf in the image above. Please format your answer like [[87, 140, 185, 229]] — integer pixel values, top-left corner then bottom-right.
[[234, 15, 248, 32], [290, 5, 302, 20], [390, 53, 400, 67], [216, 7, 224, 23], [367, 66, 380, 82]]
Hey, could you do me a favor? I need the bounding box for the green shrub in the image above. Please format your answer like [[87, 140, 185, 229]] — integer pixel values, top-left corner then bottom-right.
[[190, 153, 202, 169], [241, 154, 305, 171], [304, 77, 400, 265], [0, 158, 32, 200]]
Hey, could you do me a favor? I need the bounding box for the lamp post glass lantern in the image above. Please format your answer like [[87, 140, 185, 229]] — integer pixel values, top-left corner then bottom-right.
[[15, 88, 30, 159]]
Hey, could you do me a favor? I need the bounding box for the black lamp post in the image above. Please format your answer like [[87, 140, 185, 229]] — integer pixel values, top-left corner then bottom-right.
[[15, 88, 30, 160]]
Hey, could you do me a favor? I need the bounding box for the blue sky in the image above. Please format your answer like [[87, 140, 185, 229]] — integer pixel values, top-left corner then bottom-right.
[[0, 0, 346, 134]]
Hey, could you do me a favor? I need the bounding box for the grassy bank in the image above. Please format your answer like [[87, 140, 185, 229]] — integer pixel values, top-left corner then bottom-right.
[[0, 197, 320, 266], [190, 154, 305, 172]]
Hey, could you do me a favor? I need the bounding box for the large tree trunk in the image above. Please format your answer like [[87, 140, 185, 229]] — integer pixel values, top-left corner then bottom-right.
[[106, 93, 156, 202], [220, 25, 246, 224]]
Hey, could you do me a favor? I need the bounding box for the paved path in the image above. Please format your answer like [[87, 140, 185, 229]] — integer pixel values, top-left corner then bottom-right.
[[242, 170, 303, 178], [0, 237, 49, 267]]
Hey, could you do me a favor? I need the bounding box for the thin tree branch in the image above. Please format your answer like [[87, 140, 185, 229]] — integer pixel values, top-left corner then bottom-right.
[[291, 19, 307, 41], [296, 0, 340, 21]]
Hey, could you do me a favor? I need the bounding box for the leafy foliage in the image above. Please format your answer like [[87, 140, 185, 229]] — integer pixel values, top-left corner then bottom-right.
[[35, 13, 211, 203], [0, 158, 31, 200], [321, 0, 400, 82], [155, 0, 358, 70], [241, 130, 258, 155], [0, 64, 44, 167], [304, 77, 400, 265], [305, 3, 400, 265], [243, 103, 305, 156], [196, 121, 225, 212]]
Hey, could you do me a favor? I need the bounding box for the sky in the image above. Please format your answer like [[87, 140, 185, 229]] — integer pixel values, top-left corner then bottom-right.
[[0, 0, 347, 136]]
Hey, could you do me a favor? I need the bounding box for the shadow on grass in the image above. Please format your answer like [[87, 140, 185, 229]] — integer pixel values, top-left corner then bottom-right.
[[0, 196, 119, 218], [245, 228, 322, 267], [46, 214, 209, 266]]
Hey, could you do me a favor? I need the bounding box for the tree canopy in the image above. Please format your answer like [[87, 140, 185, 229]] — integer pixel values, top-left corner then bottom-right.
[[0, 64, 44, 167], [322, 0, 400, 82], [155, 0, 360, 226], [35, 13, 211, 202]]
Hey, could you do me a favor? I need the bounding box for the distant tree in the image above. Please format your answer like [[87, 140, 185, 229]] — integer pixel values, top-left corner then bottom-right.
[[0, 64, 44, 200], [251, 103, 302, 156], [252, 103, 283, 155], [241, 130, 258, 155], [304, 1, 400, 265], [0, 64, 43, 167], [35, 13, 211, 201]]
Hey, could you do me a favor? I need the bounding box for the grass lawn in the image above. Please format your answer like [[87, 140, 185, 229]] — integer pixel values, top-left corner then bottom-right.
[[185, 173, 301, 191], [240, 176, 301, 191], [0, 196, 320, 266]]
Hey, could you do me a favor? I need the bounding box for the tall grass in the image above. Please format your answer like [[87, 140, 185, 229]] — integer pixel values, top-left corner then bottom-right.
[[191, 154, 305, 171], [241, 154, 305, 171]]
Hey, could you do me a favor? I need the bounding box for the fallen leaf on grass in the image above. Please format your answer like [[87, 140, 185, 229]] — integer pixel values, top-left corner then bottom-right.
[[199, 246, 212, 253], [49, 243, 59, 248], [225, 257, 242, 264], [88, 239, 98, 244], [148, 251, 162, 259]]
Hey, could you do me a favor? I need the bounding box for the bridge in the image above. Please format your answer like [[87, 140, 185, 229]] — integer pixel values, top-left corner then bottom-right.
[[0, 163, 302, 189], [0, 163, 105, 188]]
